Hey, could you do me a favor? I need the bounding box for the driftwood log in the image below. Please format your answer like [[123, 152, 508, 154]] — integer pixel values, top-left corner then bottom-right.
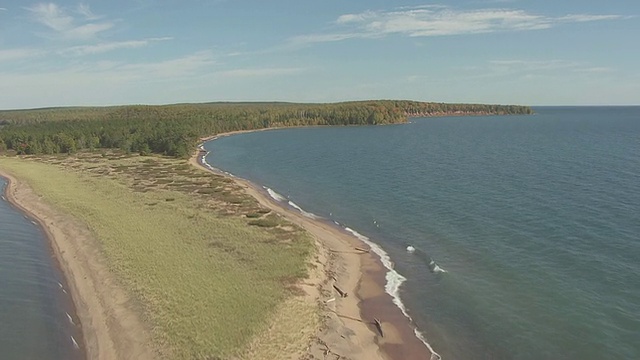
[[333, 284, 348, 298], [373, 318, 384, 337]]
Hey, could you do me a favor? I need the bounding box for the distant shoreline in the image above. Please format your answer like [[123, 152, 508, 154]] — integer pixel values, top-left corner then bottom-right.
[[194, 132, 440, 360]]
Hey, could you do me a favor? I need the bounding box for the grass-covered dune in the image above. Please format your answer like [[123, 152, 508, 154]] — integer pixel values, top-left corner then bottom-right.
[[0, 152, 316, 359]]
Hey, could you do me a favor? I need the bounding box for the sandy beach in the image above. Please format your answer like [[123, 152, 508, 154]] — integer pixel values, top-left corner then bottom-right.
[[0, 131, 437, 360], [0, 170, 156, 360], [192, 135, 437, 360]]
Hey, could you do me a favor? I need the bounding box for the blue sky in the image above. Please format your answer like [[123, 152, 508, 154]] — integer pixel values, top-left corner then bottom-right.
[[0, 1, 638, 109]]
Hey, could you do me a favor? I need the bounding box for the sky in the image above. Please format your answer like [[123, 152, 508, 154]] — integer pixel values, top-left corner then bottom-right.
[[0, 0, 638, 109]]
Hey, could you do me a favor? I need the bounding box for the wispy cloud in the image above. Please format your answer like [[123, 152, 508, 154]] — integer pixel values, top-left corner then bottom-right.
[[407, 58, 617, 84], [481, 59, 615, 79], [26, 2, 114, 40], [488, 59, 581, 70], [0, 48, 44, 62], [0, 50, 218, 93], [62, 37, 173, 56], [291, 6, 627, 45], [488, 59, 616, 74], [119, 51, 216, 78], [76, 3, 102, 20], [219, 67, 306, 78], [557, 14, 626, 22], [572, 67, 614, 73]]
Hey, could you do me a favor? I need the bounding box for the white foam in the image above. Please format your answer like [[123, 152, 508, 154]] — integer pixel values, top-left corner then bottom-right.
[[407, 245, 416, 253], [428, 260, 448, 274], [344, 227, 442, 359], [344, 227, 407, 310], [432, 264, 447, 273], [265, 187, 287, 202], [198, 139, 441, 357], [199, 149, 238, 178], [70, 336, 79, 349], [66, 312, 74, 325], [288, 200, 318, 219]]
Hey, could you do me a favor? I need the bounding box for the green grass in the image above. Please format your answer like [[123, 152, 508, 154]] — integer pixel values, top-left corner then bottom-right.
[[0, 155, 313, 359], [248, 214, 282, 228]]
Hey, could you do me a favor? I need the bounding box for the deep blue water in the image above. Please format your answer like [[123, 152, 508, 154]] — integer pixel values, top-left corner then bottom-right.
[[204, 107, 640, 360], [0, 179, 81, 360]]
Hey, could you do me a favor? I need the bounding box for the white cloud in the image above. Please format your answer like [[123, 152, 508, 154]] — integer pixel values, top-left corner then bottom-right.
[[479, 59, 615, 79], [558, 14, 627, 22], [0, 51, 217, 108], [219, 67, 305, 78], [27, 3, 73, 31], [0, 48, 44, 62], [65, 22, 114, 38], [290, 33, 362, 45], [119, 51, 216, 78], [26, 2, 114, 40], [292, 6, 626, 44], [489, 59, 580, 70], [62, 37, 173, 56], [76, 3, 102, 20], [573, 67, 614, 73], [408, 58, 617, 85]]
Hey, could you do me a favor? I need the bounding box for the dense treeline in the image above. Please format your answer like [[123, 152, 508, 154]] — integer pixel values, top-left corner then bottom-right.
[[0, 101, 533, 157]]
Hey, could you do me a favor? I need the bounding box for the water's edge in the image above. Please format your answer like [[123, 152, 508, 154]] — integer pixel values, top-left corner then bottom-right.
[[198, 141, 443, 359], [0, 174, 86, 360]]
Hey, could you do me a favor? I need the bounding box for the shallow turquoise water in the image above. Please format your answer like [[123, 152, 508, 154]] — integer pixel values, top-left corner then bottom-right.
[[204, 107, 640, 359], [0, 179, 81, 360]]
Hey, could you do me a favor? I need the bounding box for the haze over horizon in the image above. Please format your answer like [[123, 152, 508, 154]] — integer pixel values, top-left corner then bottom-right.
[[1, 0, 638, 110]]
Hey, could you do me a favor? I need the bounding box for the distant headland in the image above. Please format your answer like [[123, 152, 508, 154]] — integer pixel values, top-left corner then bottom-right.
[[0, 100, 533, 158]]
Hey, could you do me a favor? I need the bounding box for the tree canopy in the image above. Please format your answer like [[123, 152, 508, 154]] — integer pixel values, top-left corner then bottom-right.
[[0, 100, 533, 157]]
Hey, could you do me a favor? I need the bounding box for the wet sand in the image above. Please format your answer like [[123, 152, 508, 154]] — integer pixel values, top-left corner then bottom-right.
[[192, 133, 438, 360]]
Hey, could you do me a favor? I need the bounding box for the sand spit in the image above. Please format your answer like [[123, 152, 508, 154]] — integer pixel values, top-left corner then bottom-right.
[[0, 170, 156, 360]]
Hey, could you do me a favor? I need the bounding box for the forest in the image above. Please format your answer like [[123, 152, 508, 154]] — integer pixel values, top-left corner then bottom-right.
[[0, 100, 533, 157]]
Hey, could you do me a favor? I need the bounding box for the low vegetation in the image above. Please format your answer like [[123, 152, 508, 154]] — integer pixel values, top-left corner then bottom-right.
[[0, 152, 315, 359], [0, 100, 534, 358]]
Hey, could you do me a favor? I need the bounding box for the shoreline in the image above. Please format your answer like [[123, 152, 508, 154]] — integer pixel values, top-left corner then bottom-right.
[[0, 122, 440, 360], [0, 175, 85, 360], [0, 169, 156, 360], [194, 134, 440, 360]]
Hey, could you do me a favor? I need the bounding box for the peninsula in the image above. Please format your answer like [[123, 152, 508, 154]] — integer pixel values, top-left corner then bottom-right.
[[0, 100, 532, 360]]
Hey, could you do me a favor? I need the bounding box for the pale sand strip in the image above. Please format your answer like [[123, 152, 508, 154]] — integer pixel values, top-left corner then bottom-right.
[[188, 151, 387, 360], [0, 170, 156, 360], [191, 137, 436, 360]]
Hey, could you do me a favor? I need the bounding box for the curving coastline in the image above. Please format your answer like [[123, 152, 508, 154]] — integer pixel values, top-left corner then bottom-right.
[[0, 168, 155, 360], [1, 125, 441, 360], [194, 133, 441, 360], [0, 175, 85, 360]]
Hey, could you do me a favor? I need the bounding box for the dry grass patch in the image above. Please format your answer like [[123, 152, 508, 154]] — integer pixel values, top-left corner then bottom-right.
[[0, 153, 314, 359]]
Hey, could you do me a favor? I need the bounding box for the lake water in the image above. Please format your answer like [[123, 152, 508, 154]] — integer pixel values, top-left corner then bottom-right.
[[204, 107, 640, 360], [0, 178, 81, 360]]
